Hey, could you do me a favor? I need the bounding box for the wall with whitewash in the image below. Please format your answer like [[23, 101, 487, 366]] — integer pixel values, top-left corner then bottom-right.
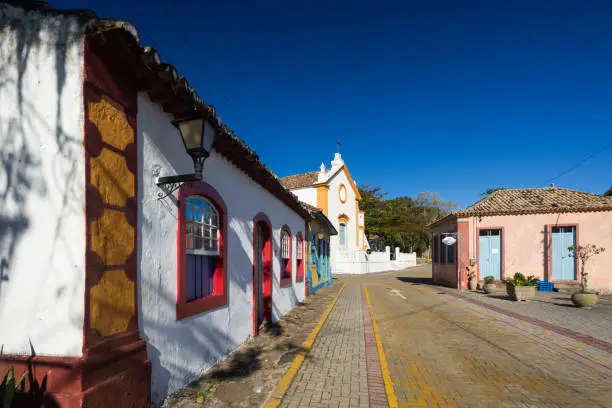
[[334, 247, 418, 275], [137, 94, 306, 406], [327, 168, 358, 261], [291, 187, 316, 207], [0, 5, 85, 357]]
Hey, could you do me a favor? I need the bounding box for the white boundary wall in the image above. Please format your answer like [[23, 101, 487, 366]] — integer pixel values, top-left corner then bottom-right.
[[333, 247, 417, 274]]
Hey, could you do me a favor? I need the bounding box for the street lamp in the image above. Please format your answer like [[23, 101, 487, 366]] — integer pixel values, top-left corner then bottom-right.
[[155, 109, 218, 198], [441, 232, 462, 291]]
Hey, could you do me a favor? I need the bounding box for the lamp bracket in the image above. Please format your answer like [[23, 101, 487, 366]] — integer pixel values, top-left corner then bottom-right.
[[155, 173, 202, 199]]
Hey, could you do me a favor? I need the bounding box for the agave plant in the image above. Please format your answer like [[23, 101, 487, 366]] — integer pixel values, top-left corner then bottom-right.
[[1, 367, 27, 408], [0, 343, 48, 408]]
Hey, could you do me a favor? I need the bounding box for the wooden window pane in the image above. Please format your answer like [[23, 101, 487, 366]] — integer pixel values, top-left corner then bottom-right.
[[186, 254, 215, 302]]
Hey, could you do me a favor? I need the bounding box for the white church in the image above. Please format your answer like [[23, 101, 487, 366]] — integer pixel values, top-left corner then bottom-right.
[[280, 152, 367, 272], [280, 152, 417, 274]]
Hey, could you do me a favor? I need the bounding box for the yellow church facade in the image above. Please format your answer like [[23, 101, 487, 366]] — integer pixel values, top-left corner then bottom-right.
[[280, 152, 368, 277]]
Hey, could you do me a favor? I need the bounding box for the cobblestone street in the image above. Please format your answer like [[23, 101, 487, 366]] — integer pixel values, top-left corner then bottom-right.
[[281, 284, 370, 408], [273, 265, 612, 408]]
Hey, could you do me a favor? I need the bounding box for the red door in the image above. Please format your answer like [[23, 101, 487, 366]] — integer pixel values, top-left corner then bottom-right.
[[253, 219, 273, 335]]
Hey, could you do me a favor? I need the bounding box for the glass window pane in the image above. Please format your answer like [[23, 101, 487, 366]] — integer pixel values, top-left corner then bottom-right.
[[186, 196, 220, 254]]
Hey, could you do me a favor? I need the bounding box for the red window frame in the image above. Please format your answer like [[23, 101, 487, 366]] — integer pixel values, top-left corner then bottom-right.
[[296, 232, 304, 282], [177, 181, 228, 320], [280, 225, 292, 286]]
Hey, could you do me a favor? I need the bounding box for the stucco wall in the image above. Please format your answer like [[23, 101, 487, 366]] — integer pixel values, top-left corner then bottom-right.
[[0, 6, 85, 356], [291, 187, 316, 207], [327, 168, 358, 261], [137, 94, 306, 406], [470, 212, 612, 290]]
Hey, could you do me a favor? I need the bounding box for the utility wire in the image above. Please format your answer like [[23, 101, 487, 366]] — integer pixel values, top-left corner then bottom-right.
[[539, 141, 612, 187]]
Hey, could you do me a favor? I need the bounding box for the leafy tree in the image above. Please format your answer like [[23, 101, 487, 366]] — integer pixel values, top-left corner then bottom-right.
[[358, 186, 457, 256], [604, 187, 612, 196], [481, 186, 506, 196]]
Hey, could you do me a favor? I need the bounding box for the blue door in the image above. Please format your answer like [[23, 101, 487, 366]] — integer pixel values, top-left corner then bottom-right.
[[479, 229, 502, 280], [552, 226, 576, 280]]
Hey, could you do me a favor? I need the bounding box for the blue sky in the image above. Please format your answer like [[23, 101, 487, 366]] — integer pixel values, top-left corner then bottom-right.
[[53, 0, 612, 207]]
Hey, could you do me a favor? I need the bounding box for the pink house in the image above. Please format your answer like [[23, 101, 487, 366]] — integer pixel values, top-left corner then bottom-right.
[[429, 187, 612, 293]]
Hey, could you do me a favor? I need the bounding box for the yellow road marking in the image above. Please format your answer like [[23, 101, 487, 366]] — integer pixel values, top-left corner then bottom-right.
[[363, 285, 399, 408], [265, 282, 347, 408]]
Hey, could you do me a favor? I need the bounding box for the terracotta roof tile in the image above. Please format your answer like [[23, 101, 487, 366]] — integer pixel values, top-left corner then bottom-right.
[[279, 171, 319, 190], [300, 202, 322, 213], [456, 187, 612, 217], [5, 2, 314, 220], [298, 202, 337, 235]]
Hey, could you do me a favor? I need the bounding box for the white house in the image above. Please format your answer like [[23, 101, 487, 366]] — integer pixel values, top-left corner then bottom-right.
[[0, 2, 312, 407]]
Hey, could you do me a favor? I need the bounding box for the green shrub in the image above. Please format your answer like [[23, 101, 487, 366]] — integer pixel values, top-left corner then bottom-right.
[[483, 276, 495, 284], [504, 272, 537, 287]]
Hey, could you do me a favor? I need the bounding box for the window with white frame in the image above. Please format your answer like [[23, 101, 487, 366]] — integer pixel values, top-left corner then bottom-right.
[[186, 197, 219, 255]]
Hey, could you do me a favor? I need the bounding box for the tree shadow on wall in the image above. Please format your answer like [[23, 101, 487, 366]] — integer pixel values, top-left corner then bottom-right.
[[0, 5, 84, 350]]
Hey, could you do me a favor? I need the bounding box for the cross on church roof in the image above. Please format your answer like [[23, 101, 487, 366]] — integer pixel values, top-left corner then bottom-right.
[[336, 139, 341, 154]]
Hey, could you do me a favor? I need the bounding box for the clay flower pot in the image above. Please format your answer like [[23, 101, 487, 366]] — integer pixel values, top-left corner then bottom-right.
[[571, 292, 599, 309], [483, 283, 496, 294], [508, 286, 536, 301], [468, 279, 478, 291]]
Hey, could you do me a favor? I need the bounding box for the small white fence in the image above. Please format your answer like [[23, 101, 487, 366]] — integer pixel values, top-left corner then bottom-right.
[[333, 246, 417, 275]]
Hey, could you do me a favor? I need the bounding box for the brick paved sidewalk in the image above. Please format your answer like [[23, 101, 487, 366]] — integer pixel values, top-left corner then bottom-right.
[[365, 274, 612, 408], [163, 280, 344, 408], [281, 283, 388, 408], [446, 288, 612, 345]]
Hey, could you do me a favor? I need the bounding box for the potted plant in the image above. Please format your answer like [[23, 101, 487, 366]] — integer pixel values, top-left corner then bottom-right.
[[504, 272, 538, 301], [483, 276, 496, 294], [467, 263, 478, 290], [568, 244, 606, 308]]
